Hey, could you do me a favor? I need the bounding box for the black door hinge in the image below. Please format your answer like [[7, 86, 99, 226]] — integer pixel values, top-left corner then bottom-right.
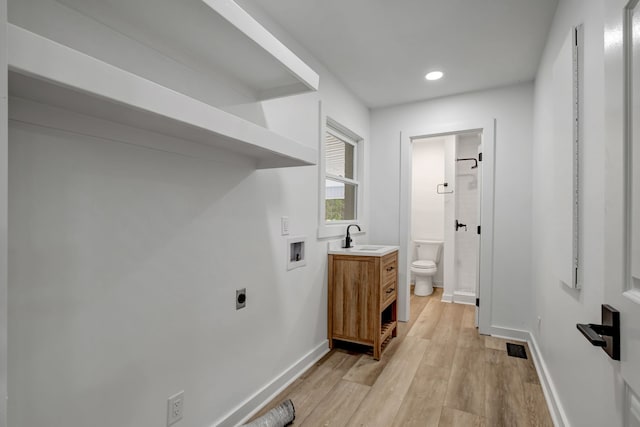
[[477, 225, 481, 235], [478, 152, 483, 162], [475, 298, 480, 307]]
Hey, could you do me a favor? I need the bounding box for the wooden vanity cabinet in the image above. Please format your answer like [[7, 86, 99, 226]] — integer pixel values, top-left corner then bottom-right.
[[328, 250, 398, 360]]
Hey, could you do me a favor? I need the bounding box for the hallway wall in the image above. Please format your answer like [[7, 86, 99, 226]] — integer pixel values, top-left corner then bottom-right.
[[5, 2, 370, 427], [369, 83, 534, 331], [530, 0, 620, 425]]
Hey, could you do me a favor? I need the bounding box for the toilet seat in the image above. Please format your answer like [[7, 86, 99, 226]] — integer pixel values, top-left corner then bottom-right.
[[410, 261, 437, 276], [411, 260, 436, 270]]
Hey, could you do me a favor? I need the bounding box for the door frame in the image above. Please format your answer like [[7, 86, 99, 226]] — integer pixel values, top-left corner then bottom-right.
[[398, 119, 495, 335], [604, 0, 640, 417], [0, 0, 8, 426]]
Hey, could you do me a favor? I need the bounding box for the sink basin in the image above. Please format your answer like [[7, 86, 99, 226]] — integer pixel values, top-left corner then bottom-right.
[[328, 244, 399, 257]]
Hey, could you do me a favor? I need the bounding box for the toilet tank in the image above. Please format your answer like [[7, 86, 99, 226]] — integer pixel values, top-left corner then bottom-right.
[[414, 240, 443, 263]]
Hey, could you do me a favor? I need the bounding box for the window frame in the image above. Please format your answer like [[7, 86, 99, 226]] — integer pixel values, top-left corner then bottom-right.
[[318, 111, 365, 239]]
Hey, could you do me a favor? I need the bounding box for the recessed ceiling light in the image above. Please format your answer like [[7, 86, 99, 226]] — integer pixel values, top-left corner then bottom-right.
[[425, 71, 444, 81]]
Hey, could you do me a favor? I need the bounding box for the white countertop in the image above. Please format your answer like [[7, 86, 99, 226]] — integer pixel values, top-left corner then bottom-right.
[[328, 244, 399, 257]]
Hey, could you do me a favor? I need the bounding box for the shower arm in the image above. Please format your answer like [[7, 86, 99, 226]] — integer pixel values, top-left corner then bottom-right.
[[456, 157, 478, 169]]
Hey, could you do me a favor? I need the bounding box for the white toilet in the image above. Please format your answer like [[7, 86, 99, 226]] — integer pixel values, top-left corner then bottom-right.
[[411, 240, 443, 296]]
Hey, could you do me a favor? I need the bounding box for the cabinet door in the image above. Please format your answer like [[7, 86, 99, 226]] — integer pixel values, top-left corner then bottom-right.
[[332, 258, 376, 343]]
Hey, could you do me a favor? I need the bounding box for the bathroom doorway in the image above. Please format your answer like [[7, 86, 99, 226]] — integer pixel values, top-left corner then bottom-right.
[[410, 132, 481, 309], [398, 120, 495, 335]]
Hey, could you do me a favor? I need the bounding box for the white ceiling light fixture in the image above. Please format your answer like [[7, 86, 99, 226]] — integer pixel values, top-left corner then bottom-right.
[[425, 71, 444, 81]]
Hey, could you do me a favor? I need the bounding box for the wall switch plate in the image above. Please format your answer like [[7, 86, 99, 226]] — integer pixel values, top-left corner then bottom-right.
[[236, 288, 246, 310], [281, 216, 290, 235], [167, 391, 184, 426]]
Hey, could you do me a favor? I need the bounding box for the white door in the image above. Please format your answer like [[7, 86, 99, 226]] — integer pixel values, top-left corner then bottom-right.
[[605, 0, 640, 422], [475, 142, 482, 327]]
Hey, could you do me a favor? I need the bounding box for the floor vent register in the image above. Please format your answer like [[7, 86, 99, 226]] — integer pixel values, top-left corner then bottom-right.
[[506, 343, 528, 359]]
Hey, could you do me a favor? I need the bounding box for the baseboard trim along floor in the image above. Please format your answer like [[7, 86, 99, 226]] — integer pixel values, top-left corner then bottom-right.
[[214, 340, 330, 427], [218, 324, 567, 427]]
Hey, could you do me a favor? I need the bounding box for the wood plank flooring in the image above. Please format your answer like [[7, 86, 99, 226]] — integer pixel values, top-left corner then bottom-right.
[[250, 288, 553, 427]]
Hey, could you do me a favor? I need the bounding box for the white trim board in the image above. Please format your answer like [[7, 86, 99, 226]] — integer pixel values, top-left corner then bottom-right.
[[213, 341, 329, 427], [527, 333, 570, 427], [0, 1, 7, 426], [439, 293, 476, 305], [452, 290, 476, 305]]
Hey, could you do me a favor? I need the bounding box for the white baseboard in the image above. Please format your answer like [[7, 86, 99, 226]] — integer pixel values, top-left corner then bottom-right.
[[453, 290, 475, 305], [488, 325, 530, 342], [214, 341, 330, 427], [441, 292, 453, 303], [527, 333, 570, 427], [488, 326, 568, 427]]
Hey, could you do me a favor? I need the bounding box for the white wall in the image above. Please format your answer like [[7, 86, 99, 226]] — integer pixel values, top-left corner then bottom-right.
[[370, 83, 534, 330], [6, 4, 370, 427], [411, 137, 445, 241], [530, 1, 620, 425]]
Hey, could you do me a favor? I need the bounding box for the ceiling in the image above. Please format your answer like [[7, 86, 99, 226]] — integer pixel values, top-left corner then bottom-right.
[[237, 0, 558, 108]]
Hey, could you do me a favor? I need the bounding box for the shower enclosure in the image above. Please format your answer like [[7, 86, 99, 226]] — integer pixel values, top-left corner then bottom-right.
[[446, 133, 481, 305]]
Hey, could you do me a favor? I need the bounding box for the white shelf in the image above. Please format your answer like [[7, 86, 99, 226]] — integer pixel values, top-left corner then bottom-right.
[[54, 0, 319, 100], [8, 24, 317, 169]]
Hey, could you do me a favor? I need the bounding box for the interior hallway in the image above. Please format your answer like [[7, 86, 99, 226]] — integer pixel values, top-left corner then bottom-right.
[[252, 289, 553, 426]]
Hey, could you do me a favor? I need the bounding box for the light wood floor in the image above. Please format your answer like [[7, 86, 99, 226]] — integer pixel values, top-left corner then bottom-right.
[[251, 288, 553, 427]]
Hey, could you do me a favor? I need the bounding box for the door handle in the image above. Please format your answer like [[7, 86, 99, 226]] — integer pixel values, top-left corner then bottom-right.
[[576, 324, 607, 347], [576, 304, 620, 360]]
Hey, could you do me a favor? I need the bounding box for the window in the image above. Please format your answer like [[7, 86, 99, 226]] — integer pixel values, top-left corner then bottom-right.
[[322, 119, 362, 227]]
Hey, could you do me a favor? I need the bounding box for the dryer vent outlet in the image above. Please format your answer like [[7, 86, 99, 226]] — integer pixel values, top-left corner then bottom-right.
[[236, 288, 246, 310]]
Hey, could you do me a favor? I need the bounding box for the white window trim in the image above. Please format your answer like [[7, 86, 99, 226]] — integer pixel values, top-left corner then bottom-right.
[[318, 104, 366, 239]]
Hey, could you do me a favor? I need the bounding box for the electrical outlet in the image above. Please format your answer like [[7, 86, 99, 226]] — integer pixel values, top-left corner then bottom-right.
[[236, 288, 246, 310], [167, 391, 184, 426], [281, 216, 290, 235]]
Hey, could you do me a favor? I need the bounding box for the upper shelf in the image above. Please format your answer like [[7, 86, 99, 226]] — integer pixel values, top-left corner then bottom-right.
[[53, 0, 319, 100], [8, 24, 317, 169]]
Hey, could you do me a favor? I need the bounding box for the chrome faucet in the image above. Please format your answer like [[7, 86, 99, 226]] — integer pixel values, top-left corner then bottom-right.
[[344, 224, 361, 248]]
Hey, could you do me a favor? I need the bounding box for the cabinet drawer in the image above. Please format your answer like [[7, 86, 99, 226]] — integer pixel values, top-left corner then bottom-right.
[[381, 280, 397, 307], [381, 255, 397, 286]]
